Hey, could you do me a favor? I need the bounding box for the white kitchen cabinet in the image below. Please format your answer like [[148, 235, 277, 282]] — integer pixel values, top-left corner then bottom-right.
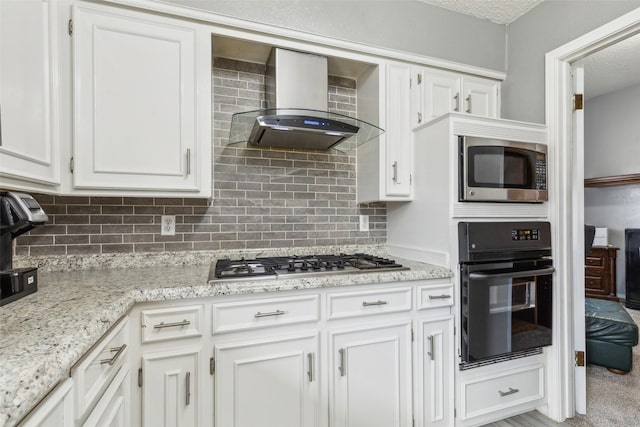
[[330, 321, 412, 427], [357, 61, 413, 202], [18, 379, 74, 427], [82, 366, 130, 427], [0, 0, 60, 193], [416, 316, 454, 427], [140, 347, 202, 427], [214, 333, 320, 427], [71, 1, 211, 197], [411, 68, 500, 127]]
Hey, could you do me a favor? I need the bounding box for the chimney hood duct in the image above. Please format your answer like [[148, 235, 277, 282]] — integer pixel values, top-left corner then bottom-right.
[[228, 48, 383, 152]]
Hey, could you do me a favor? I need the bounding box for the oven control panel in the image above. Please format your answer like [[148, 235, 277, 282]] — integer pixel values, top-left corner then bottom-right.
[[512, 228, 540, 241]]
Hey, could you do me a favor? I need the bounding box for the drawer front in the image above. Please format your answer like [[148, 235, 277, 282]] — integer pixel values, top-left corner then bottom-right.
[[461, 364, 544, 420], [72, 317, 129, 420], [416, 283, 454, 310], [212, 294, 320, 334], [586, 256, 604, 267], [585, 275, 604, 291], [326, 286, 412, 320], [82, 365, 130, 427], [141, 305, 204, 343]]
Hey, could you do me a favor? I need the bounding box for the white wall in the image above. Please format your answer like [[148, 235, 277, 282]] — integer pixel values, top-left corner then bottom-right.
[[503, 0, 640, 124], [584, 84, 640, 298], [163, 0, 507, 72]]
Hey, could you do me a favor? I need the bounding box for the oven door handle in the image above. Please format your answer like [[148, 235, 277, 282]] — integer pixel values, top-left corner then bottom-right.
[[469, 266, 555, 280]]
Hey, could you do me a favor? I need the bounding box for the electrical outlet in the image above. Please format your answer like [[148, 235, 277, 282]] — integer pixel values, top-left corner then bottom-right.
[[359, 215, 369, 232], [161, 215, 176, 236]]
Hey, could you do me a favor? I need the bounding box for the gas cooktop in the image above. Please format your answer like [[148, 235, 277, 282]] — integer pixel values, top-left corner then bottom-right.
[[209, 253, 408, 281]]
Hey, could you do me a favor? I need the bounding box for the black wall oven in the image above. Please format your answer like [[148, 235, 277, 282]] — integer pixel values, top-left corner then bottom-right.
[[459, 221, 554, 368]]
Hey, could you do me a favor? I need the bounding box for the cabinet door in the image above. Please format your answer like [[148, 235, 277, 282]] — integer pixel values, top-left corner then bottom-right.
[[18, 379, 73, 427], [215, 333, 320, 427], [417, 317, 454, 427], [421, 70, 462, 123], [330, 321, 412, 427], [141, 348, 200, 427], [385, 62, 412, 197], [462, 77, 499, 117], [82, 366, 130, 427], [0, 0, 60, 191], [72, 2, 210, 195]]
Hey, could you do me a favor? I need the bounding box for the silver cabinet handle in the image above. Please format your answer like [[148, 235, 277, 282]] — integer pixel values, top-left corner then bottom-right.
[[428, 294, 452, 300], [186, 148, 191, 175], [100, 344, 127, 365], [254, 310, 286, 318], [186, 371, 191, 406], [465, 95, 472, 113], [427, 335, 435, 361], [362, 300, 388, 307], [417, 112, 422, 124], [338, 348, 346, 377], [154, 320, 190, 329], [307, 352, 315, 382], [392, 161, 400, 183], [498, 387, 520, 397], [454, 93, 460, 112]]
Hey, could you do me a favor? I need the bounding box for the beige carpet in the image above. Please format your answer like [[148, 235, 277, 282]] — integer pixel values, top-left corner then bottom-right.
[[566, 307, 640, 427]]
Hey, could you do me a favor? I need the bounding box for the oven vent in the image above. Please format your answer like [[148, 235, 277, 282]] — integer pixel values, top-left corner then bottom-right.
[[458, 347, 544, 371]]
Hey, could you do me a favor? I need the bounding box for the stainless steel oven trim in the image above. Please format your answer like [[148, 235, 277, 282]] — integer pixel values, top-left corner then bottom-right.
[[468, 266, 555, 280], [459, 136, 548, 203]]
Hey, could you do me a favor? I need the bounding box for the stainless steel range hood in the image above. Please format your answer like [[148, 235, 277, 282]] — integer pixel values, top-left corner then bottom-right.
[[228, 48, 383, 152]]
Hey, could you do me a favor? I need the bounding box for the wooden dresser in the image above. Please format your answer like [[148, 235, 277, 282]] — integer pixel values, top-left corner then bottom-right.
[[585, 245, 619, 301]]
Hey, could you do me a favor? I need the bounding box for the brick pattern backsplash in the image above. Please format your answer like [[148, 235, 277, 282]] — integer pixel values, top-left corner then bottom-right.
[[14, 58, 386, 257]]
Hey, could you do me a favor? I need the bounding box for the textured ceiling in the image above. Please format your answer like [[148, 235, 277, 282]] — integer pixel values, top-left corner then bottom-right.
[[416, 0, 543, 24], [581, 33, 640, 99]]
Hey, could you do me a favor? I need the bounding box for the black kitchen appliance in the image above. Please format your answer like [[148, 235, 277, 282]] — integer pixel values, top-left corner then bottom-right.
[[625, 228, 640, 310], [0, 192, 48, 306], [209, 253, 407, 281], [459, 221, 554, 368]]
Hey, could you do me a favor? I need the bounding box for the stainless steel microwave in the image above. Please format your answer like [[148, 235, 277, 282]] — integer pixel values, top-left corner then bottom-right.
[[459, 136, 548, 203]]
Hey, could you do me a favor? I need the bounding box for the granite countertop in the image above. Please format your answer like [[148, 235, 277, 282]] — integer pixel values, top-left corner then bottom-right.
[[0, 251, 451, 427]]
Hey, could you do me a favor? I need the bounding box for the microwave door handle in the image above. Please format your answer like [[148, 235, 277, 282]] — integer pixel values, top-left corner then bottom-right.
[[469, 266, 555, 280]]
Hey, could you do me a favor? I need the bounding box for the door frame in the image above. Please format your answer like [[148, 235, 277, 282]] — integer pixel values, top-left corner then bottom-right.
[[544, 7, 640, 421]]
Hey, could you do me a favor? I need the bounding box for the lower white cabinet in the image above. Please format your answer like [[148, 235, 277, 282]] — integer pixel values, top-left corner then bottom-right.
[[140, 347, 202, 427], [214, 333, 320, 427], [416, 316, 454, 427], [330, 321, 412, 427], [18, 379, 74, 427], [82, 366, 130, 427]]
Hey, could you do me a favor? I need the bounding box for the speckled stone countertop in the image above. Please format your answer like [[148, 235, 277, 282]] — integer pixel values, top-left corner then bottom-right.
[[1, 247, 451, 427]]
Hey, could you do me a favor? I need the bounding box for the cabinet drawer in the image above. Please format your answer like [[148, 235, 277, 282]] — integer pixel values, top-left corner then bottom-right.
[[72, 317, 129, 420], [586, 256, 604, 267], [416, 283, 454, 310], [212, 294, 320, 334], [461, 364, 544, 420], [585, 276, 604, 291], [141, 305, 203, 343], [326, 287, 412, 320], [82, 365, 130, 427]]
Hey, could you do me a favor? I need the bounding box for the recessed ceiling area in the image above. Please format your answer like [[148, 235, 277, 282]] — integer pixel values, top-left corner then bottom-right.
[[416, 0, 543, 24], [580, 32, 640, 100]]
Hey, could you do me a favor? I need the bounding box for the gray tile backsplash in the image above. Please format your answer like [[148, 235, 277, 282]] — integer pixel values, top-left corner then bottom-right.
[[14, 58, 386, 257]]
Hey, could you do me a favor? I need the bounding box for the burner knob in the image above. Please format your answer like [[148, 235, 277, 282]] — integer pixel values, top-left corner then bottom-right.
[[336, 261, 345, 269], [324, 262, 333, 270], [287, 262, 296, 272], [311, 261, 321, 270], [300, 262, 309, 271]]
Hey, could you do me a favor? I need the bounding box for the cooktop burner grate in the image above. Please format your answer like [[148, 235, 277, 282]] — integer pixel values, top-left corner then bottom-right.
[[211, 253, 406, 280]]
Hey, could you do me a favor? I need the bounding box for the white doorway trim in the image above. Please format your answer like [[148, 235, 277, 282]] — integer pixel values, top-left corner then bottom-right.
[[545, 6, 640, 422]]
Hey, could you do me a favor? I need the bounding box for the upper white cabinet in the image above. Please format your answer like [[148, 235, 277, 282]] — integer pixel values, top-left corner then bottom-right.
[[411, 68, 500, 127], [71, 2, 211, 196], [0, 0, 60, 193], [357, 61, 413, 203]]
